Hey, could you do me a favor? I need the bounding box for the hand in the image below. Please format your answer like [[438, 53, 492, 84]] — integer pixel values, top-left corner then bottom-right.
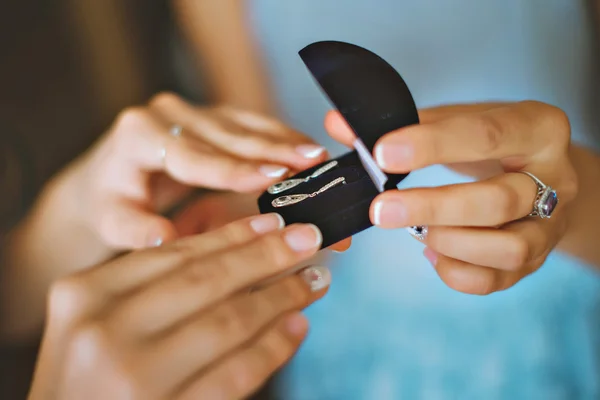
[[54, 92, 328, 250], [28, 214, 330, 400], [326, 101, 578, 295]]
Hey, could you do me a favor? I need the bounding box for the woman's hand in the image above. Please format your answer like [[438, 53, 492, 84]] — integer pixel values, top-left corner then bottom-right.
[[28, 214, 330, 400], [326, 101, 578, 295], [56, 92, 327, 250]]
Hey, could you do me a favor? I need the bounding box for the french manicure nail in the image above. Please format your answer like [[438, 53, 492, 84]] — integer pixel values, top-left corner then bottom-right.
[[283, 224, 323, 252], [260, 165, 289, 178], [299, 266, 331, 292], [250, 213, 285, 234], [372, 199, 407, 227], [374, 141, 413, 170], [296, 144, 326, 159], [423, 247, 438, 266]]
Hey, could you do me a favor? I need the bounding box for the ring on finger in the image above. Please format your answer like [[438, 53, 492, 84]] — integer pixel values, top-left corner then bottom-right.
[[160, 124, 184, 167], [517, 171, 559, 219]]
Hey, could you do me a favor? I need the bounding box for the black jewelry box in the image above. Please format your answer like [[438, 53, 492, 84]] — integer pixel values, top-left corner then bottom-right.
[[257, 40, 419, 248]]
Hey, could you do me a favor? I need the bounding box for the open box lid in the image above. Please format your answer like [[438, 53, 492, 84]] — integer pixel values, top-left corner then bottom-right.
[[299, 40, 419, 189]]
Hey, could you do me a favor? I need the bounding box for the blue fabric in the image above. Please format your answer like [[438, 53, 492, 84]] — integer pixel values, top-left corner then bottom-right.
[[248, 1, 600, 398]]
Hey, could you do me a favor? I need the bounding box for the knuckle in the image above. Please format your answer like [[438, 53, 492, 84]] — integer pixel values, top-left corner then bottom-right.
[[488, 183, 519, 223], [503, 236, 530, 271], [115, 106, 150, 132], [252, 234, 298, 270], [148, 91, 181, 108], [545, 104, 571, 145], [473, 113, 506, 154], [68, 322, 113, 364], [561, 167, 579, 202], [214, 303, 249, 337], [227, 357, 264, 397], [269, 278, 312, 309], [48, 277, 91, 322]]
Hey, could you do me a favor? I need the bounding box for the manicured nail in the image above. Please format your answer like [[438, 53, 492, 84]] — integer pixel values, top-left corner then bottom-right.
[[423, 247, 438, 266], [284, 313, 309, 337], [372, 199, 407, 227], [407, 226, 428, 241], [260, 165, 289, 178], [296, 144, 326, 159], [299, 266, 331, 292], [250, 213, 285, 234], [283, 224, 323, 252], [374, 140, 413, 170]]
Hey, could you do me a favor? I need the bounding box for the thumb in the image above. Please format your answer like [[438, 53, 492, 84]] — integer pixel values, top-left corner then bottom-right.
[[324, 110, 356, 147], [97, 200, 178, 249]]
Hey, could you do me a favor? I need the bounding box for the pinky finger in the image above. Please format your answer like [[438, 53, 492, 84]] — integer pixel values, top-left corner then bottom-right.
[[175, 313, 308, 400], [425, 248, 526, 296]]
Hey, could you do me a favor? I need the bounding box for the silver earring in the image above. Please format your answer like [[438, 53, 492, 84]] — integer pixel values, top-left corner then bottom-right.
[[267, 161, 339, 194], [407, 226, 428, 240], [272, 176, 346, 207]]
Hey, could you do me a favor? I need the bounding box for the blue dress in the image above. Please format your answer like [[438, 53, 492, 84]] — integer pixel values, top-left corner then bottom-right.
[[249, 1, 600, 398]]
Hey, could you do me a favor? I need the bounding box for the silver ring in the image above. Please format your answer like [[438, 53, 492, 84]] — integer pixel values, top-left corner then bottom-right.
[[160, 125, 183, 166], [169, 124, 183, 138], [407, 226, 428, 240], [518, 171, 558, 219]]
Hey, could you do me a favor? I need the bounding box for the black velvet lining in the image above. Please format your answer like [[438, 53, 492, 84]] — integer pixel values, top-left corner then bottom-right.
[[258, 152, 390, 248]]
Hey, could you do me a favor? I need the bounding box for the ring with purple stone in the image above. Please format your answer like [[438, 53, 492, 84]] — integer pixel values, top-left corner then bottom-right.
[[518, 171, 559, 219], [407, 226, 428, 241]]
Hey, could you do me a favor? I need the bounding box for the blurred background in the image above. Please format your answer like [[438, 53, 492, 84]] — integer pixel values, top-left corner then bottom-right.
[[0, 1, 203, 397], [2, 1, 600, 399]]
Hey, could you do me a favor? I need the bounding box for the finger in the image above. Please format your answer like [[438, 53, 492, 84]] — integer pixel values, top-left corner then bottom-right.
[[150, 93, 327, 170], [216, 105, 311, 143], [138, 268, 330, 394], [96, 198, 178, 249], [371, 172, 539, 228], [324, 103, 506, 148], [175, 312, 309, 400], [109, 224, 323, 335], [109, 106, 172, 171], [111, 106, 289, 192], [84, 213, 286, 295], [165, 135, 293, 192], [422, 220, 553, 271], [373, 101, 570, 173], [328, 238, 352, 252], [424, 248, 527, 295]]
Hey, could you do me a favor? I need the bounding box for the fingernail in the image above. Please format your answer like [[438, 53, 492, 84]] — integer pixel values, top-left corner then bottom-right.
[[250, 213, 285, 234], [284, 224, 323, 252], [260, 165, 289, 178], [372, 199, 407, 227], [299, 266, 331, 292], [374, 140, 413, 170], [284, 313, 309, 337], [407, 226, 428, 241], [296, 144, 326, 159], [423, 247, 438, 266]]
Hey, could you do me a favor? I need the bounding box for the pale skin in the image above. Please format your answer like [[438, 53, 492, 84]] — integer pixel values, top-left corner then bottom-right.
[[27, 214, 330, 400], [175, 0, 600, 285], [1, 93, 331, 341]]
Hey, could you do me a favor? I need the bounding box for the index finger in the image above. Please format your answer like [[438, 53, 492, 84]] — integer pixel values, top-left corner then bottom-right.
[[374, 101, 569, 173], [324, 102, 509, 148], [82, 213, 287, 294]]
